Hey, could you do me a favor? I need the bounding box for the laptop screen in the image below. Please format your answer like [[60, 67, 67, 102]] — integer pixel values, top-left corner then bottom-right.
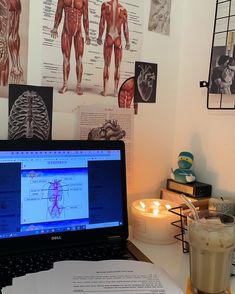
[[0, 140, 127, 247]]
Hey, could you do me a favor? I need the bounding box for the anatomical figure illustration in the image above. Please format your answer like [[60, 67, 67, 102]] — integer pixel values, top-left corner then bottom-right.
[[48, 179, 63, 219], [135, 62, 157, 103], [88, 120, 126, 140], [97, 0, 130, 97], [118, 77, 138, 114], [0, 0, 23, 86], [8, 89, 51, 140], [51, 0, 90, 95]]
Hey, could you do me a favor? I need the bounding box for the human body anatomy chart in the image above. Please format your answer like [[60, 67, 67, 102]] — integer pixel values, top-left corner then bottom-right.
[[41, 0, 143, 97], [0, 0, 29, 98], [21, 168, 89, 225]]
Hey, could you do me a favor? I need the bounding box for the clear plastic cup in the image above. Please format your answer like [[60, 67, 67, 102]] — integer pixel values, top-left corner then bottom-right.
[[188, 210, 235, 294]]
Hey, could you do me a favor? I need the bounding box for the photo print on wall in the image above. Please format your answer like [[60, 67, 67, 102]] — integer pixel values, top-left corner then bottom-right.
[[148, 0, 171, 35], [118, 77, 138, 115], [209, 31, 235, 95], [134, 62, 158, 103], [0, 0, 30, 98], [8, 84, 53, 140], [41, 0, 144, 99]]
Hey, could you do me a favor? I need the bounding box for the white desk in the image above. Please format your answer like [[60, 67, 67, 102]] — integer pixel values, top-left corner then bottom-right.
[[131, 238, 235, 293]]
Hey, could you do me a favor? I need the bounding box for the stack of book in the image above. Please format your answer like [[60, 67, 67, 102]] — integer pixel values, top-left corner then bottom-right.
[[160, 179, 212, 210]]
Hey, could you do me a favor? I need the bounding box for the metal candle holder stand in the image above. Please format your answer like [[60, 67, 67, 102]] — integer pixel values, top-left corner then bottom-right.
[[169, 205, 190, 253]]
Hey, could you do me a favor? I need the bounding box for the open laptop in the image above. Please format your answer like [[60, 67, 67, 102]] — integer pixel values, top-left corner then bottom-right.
[[0, 140, 150, 288]]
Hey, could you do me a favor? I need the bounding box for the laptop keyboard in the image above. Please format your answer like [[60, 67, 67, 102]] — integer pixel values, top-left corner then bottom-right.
[[0, 243, 132, 288]]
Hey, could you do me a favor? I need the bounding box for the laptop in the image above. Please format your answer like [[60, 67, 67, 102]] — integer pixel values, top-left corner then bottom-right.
[[0, 139, 150, 289]]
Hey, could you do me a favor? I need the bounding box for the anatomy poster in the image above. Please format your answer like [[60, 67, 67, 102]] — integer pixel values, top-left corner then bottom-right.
[[148, 0, 171, 35], [0, 0, 30, 98], [75, 105, 134, 190], [118, 77, 138, 114], [134, 62, 158, 103], [8, 84, 53, 140], [41, 0, 143, 100]]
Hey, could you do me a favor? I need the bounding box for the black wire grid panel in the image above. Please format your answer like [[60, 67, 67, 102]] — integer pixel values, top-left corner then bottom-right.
[[169, 205, 189, 253], [205, 0, 235, 109]]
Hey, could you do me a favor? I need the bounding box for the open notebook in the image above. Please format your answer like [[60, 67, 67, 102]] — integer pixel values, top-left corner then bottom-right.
[[0, 140, 150, 288]]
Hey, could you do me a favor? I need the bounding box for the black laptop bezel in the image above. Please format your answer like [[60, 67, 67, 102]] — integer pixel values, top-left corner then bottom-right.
[[0, 140, 128, 255]]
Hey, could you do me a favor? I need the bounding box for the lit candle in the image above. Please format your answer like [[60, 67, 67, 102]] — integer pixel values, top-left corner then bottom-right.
[[131, 199, 180, 245]]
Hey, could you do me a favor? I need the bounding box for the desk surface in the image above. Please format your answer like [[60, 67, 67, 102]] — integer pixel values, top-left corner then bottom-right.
[[131, 238, 235, 293]]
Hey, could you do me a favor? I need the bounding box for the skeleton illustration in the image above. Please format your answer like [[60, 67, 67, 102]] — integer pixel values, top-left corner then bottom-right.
[[137, 64, 156, 102], [8, 90, 50, 140], [88, 120, 125, 140]]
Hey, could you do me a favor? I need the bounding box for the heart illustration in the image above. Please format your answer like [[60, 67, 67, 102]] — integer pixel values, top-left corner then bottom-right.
[[137, 65, 156, 102]]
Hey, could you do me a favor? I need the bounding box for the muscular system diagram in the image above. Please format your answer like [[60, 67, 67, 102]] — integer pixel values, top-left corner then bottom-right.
[[118, 77, 134, 108], [0, 0, 23, 86], [8, 90, 51, 140], [51, 0, 90, 95], [88, 120, 126, 140], [97, 0, 130, 97], [118, 77, 138, 114]]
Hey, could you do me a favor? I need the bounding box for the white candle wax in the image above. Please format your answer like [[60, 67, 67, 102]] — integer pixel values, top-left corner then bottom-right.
[[131, 199, 180, 245]]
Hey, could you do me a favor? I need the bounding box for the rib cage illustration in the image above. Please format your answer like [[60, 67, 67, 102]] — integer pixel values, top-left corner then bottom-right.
[[8, 90, 50, 140]]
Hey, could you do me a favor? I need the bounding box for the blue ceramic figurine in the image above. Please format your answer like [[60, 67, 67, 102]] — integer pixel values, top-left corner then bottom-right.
[[171, 151, 196, 184]]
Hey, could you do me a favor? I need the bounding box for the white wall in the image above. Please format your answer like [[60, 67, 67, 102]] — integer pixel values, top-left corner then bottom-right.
[[0, 1, 185, 204], [129, 0, 184, 202], [173, 0, 235, 199], [8, 1, 233, 204]]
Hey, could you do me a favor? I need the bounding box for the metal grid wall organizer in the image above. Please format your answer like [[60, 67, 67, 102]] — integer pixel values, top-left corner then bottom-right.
[[169, 205, 189, 253], [202, 0, 235, 109]]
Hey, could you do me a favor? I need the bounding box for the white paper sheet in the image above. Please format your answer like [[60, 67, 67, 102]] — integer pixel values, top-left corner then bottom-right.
[[2, 260, 183, 294], [74, 105, 134, 190], [51, 260, 183, 294]]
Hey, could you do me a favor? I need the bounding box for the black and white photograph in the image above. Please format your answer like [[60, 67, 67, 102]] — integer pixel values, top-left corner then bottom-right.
[[134, 62, 158, 103], [148, 0, 171, 35], [209, 45, 235, 95], [8, 84, 53, 140]]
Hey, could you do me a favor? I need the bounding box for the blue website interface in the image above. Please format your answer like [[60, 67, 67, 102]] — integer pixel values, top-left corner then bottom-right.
[[0, 150, 123, 239]]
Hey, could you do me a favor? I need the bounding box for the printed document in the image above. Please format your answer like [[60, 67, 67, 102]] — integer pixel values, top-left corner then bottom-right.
[[2, 260, 183, 294]]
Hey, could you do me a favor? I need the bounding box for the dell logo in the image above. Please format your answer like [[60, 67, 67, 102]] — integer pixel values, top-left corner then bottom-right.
[[51, 236, 62, 241]]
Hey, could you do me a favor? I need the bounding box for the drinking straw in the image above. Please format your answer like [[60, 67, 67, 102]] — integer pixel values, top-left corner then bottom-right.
[[180, 194, 200, 221]]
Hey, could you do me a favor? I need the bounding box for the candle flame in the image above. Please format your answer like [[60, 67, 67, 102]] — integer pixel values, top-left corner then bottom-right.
[[165, 204, 171, 210], [153, 208, 159, 215], [139, 201, 146, 209], [153, 201, 160, 207]]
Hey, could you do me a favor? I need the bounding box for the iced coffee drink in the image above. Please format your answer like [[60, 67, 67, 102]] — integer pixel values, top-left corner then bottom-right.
[[188, 210, 235, 294]]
